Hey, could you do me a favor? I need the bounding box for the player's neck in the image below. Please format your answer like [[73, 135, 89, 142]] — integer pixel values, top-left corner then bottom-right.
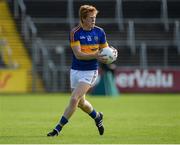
[[81, 23, 92, 31]]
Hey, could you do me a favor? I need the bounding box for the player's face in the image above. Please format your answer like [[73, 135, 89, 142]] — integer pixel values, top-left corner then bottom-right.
[[83, 12, 96, 29]]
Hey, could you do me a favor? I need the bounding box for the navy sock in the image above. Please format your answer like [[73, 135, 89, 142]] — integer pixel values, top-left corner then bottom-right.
[[55, 124, 62, 133], [89, 109, 98, 119], [55, 116, 68, 132]]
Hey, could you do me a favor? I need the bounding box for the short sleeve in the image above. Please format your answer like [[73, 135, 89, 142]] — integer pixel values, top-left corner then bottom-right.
[[70, 29, 80, 48], [99, 28, 108, 48]]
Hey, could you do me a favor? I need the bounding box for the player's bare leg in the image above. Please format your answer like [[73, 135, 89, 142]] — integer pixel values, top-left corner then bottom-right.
[[47, 82, 91, 137], [78, 95, 104, 135]]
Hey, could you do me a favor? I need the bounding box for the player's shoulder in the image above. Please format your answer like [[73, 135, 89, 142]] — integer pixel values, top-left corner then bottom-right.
[[70, 25, 81, 35], [93, 26, 106, 35], [94, 25, 105, 32]]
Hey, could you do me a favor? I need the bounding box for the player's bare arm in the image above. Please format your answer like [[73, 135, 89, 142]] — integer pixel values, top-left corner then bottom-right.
[[72, 45, 108, 63]]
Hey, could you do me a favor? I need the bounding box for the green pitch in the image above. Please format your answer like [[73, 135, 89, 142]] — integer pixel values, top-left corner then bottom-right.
[[0, 93, 180, 144]]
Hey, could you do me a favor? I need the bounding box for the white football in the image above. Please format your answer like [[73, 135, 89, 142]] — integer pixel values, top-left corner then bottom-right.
[[99, 46, 118, 64]]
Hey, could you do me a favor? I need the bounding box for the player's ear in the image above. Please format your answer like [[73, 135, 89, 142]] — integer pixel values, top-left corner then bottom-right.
[[81, 18, 83, 23], [81, 18, 86, 23]]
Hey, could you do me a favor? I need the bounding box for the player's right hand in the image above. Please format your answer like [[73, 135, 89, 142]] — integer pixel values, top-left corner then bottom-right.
[[96, 52, 108, 64]]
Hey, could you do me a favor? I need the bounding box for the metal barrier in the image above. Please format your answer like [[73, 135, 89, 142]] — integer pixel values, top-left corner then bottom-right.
[[174, 21, 180, 54], [23, 16, 37, 42]]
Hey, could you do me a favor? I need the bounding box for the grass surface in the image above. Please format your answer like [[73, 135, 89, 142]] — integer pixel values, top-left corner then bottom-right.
[[0, 93, 180, 144]]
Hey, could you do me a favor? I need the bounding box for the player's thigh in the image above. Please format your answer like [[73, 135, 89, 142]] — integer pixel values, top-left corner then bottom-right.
[[71, 82, 91, 100]]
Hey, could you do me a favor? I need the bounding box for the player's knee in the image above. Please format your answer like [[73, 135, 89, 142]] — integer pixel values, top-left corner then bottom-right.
[[70, 97, 79, 107], [77, 102, 81, 108], [78, 100, 85, 108]]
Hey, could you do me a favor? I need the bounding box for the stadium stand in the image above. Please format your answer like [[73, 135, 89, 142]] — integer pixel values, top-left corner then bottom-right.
[[0, 0, 43, 92], [0, 27, 6, 68], [6, 0, 180, 92]]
